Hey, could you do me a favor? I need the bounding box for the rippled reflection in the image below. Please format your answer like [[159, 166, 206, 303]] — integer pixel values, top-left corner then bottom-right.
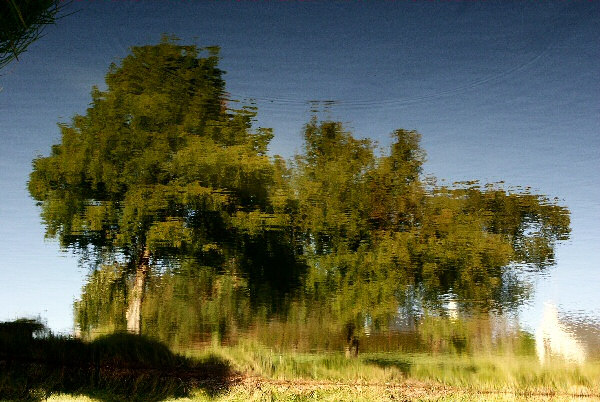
[[74, 262, 600, 363], [26, 39, 589, 364]]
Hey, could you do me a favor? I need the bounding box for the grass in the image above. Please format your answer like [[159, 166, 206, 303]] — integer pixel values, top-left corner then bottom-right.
[[185, 339, 600, 399], [44, 382, 599, 402], [2, 320, 599, 400]]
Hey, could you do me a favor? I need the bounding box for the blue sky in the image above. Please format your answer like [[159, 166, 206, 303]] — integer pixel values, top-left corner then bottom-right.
[[0, 0, 598, 333]]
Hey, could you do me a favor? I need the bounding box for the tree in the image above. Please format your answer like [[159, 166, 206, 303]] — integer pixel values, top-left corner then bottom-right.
[[32, 38, 571, 346], [292, 121, 570, 329], [70, 117, 570, 354], [0, 0, 63, 70], [29, 38, 281, 334], [293, 119, 375, 254]]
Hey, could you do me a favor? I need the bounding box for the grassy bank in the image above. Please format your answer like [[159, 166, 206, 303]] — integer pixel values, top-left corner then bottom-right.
[[2, 320, 598, 400], [0, 320, 234, 401], [188, 340, 599, 397]]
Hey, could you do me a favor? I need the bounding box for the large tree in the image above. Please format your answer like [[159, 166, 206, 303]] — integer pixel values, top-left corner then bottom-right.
[[31, 40, 570, 345], [29, 38, 281, 333]]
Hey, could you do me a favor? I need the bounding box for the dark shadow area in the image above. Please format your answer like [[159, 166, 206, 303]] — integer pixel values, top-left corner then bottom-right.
[[363, 356, 412, 375], [239, 231, 308, 314], [0, 319, 236, 401]]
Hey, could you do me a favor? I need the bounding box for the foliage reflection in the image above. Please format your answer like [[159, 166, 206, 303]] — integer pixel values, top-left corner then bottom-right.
[[27, 39, 570, 355]]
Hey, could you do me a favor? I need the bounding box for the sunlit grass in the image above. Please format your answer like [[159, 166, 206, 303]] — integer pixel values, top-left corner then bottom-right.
[[401, 353, 599, 393], [187, 339, 600, 397], [47, 382, 599, 402]]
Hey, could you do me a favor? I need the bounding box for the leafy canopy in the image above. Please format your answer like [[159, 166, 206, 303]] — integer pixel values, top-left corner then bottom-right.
[[291, 121, 569, 323], [29, 38, 277, 266], [28, 39, 571, 339]]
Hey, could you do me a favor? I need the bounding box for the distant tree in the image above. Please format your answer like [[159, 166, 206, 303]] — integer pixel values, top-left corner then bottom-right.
[[29, 38, 281, 334], [292, 120, 570, 329], [293, 119, 375, 254], [0, 0, 63, 70]]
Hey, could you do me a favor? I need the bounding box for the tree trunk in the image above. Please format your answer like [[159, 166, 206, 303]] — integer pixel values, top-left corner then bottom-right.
[[126, 248, 149, 334], [344, 323, 359, 358]]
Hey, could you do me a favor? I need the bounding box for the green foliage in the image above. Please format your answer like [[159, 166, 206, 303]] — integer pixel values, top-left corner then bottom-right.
[[74, 263, 128, 336], [291, 120, 569, 334], [294, 119, 375, 251], [28, 39, 570, 343], [29, 38, 280, 268]]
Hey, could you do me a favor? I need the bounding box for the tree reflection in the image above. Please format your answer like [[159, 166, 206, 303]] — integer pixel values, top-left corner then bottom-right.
[[26, 39, 569, 351]]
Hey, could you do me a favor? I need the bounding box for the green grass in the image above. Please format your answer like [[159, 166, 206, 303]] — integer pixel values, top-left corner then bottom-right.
[[186, 339, 600, 397], [45, 384, 598, 402], [2, 320, 599, 400], [394, 353, 599, 393]]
